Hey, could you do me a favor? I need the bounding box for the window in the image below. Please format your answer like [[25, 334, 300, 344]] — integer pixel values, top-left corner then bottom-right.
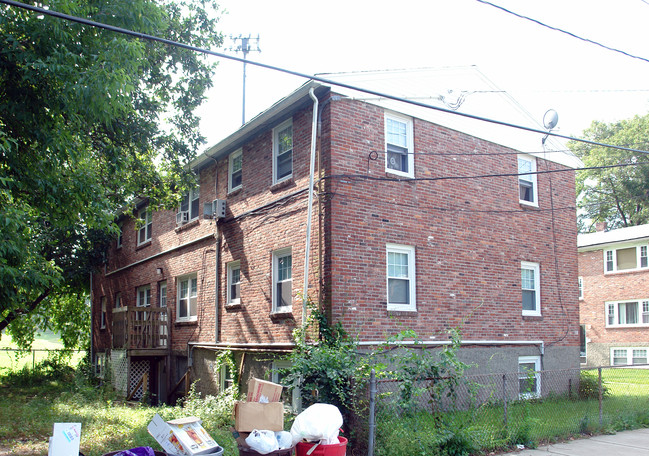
[[137, 207, 152, 245], [177, 188, 200, 224], [272, 248, 292, 312], [611, 348, 649, 366], [227, 261, 241, 305], [578, 277, 583, 300], [229, 149, 243, 192], [158, 281, 167, 308], [177, 274, 198, 322], [604, 244, 649, 273], [100, 297, 107, 329], [273, 119, 293, 184], [158, 281, 168, 347], [518, 356, 541, 399], [117, 223, 123, 248], [386, 244, 416, 312], [579, 325, 587, 364], [137, 285, 151, 307], [219, 363, 234, 392], [385, 113, 414, 178], [606, 300, 649, 327], [95, 352, 106, 379], [272, 360, 301, 412], [518, 155, 538, 206], [521, 262, 541, 316], [114, 292, 122, 308]]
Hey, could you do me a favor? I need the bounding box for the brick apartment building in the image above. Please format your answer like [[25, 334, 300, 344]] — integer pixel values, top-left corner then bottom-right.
[[578, 223, 649, 367], [91, 71, 580, 404]]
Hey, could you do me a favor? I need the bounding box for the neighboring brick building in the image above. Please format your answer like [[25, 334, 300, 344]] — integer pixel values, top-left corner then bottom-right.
[[91, 72, 580, 404], [578, 223, 649, 367]]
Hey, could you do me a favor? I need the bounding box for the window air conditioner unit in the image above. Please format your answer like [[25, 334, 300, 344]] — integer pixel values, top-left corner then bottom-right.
[[176, 211, 189, 225], [204, 199, 226, 219]]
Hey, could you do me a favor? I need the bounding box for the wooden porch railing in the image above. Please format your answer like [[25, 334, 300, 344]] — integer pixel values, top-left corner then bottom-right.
[[112, 306, 169, 350]]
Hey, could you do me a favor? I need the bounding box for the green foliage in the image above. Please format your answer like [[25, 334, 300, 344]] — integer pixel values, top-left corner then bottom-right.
[[283, 302, 372, 421], [380, 328, 470, 417], [180, 382, 241, 430], [0, 0, 223, 348], [578, 370, 609, 400], [569, 113, 649, 231]]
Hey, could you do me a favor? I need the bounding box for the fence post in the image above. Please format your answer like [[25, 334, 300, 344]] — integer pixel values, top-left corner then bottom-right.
[[368, 369, 376, 456], [503, 374, 508, 430], [598, 367, 603, 427]]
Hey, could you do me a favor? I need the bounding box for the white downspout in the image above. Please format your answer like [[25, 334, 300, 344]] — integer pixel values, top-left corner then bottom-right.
[[302, 88, 319, 326]]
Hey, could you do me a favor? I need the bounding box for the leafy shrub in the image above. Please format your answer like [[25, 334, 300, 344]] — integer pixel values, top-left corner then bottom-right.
[[181, 382, 241, 430], [578, 371, 609, 399]]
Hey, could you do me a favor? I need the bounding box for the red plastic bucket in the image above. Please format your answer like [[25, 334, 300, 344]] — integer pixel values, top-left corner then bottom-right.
[[295, 437, 347, 456]]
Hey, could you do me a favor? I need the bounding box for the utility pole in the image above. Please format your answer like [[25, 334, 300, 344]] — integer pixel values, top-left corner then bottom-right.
[[229, 34, 261, 125]]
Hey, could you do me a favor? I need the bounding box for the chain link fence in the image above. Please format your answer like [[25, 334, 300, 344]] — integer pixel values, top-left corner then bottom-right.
[[368, 365, 649, 456], [0, 348, 84, 373]]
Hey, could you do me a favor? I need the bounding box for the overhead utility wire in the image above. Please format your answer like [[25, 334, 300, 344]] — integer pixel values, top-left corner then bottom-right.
[[475, 0, 649, 65], [3, 0, 649, 158]]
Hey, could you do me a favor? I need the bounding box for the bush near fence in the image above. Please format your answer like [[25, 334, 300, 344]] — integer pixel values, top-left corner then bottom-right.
[[370, 365, 649, 456]]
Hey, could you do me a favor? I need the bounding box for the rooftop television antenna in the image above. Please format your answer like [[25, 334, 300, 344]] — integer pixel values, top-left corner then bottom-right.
[[229, 34, 261, 125]]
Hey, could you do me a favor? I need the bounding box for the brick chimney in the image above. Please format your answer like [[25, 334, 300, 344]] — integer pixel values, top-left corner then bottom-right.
[[595, 221, 607, 232]]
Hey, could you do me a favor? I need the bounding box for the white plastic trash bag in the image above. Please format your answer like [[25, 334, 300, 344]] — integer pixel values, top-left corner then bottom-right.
[[290, 403, 342, 445], [275, 430, 292, 449], [245, 429, 279, 454]]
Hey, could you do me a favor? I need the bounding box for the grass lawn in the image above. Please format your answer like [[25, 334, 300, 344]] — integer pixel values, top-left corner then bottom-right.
[[0, 331, 84, 373]]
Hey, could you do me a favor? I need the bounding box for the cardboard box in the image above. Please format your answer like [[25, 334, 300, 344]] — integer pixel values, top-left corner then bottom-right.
[[48, 423, 81, 456], [247, 378, 283, 403], [147, 413, 221, 456], [234, 401, 284, 432]]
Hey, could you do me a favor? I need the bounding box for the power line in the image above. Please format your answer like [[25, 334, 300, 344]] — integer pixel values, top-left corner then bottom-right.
[[3, 0, 649, 158], [321, 160, 649, 184], [475, 0, 649, 65]]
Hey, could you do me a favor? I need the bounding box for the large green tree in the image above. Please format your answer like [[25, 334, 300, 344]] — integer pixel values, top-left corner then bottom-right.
[[0, 0, 222, 348], [569, 114, 649, 232]]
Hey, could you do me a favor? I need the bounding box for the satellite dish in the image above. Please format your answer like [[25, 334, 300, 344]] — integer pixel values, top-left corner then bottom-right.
[[543, 109, 559, 131]]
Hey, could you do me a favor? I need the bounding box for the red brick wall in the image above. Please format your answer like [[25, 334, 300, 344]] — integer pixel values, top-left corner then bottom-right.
[[579, 248, 649, 344], [323, 99, 579, 347], [92, 93, 580, 360]]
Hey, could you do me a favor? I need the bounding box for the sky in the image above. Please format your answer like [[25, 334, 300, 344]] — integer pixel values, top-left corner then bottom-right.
[[196, 0, 649, 151]]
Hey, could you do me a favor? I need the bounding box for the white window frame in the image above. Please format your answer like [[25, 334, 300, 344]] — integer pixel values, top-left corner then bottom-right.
[[100, 297, 107, 329], [518, 154, 538, 206], [272, 248, 292, 313], [611, 347, 649, 366], [384, 112, 414, 178], [273, 118, 293, 184], [178, 188, 200, 223], [605, 299, 649, 328], [578, 277, 584, 300], [518, 356, 541, 399], [227, 260, 241, 305], [521, 261, 541, 316], [158, 281, 167, 308], [228, 148, 243, 193], [114, 292, 122, 308], [219, 363, 234, 392], [117, 222, 123, 248], [177, 274, 198, 322], [604, 244, 649, 273], [137, 285, 151, 308], [137, 207, 152, 246], [386, 243, 416, 312], [95, 352, 106, 379], [272, 360, 302, 412]]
